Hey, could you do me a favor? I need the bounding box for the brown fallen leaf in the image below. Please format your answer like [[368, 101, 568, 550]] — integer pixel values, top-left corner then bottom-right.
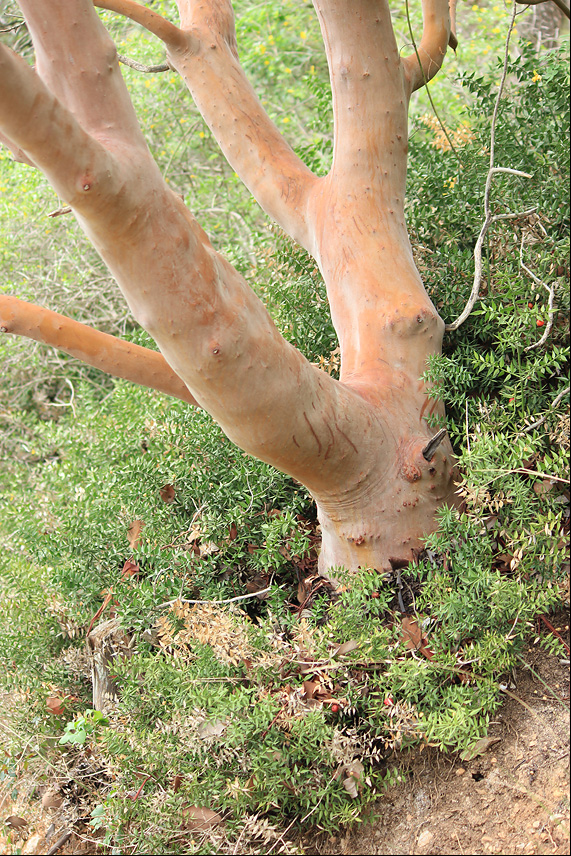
[[120, 559, 140, 580], [401, 615, 423, 650], [332, 639, 360, 657], [197, 719, 228, 739], [199, 540, 219, 557], [181, 805, 223, 830], [246, 574, 270, 598], [46, 695, 65, 716], [5, 816, 28, 830], [127, 519, 144, 549], [172, 774, 184, 793], [228, 522, 238, 541], [159, 483, 175, 503], [297, 577, 310, 604], [41, 791, 63, 809]]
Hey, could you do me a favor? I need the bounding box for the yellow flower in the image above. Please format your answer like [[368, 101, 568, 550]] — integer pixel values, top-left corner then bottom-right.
[[199, 131, 205, 138], [300, 31, 307, 40], [282, 117, 290, 123], [259, 44, 266, 55], [532, 70, 542, 83], [492, 27, 500, 34], [285, 67, 292, 74]]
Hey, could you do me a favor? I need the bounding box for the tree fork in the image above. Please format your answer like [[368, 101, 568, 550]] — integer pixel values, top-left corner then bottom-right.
[[0, 0, 460, 578]]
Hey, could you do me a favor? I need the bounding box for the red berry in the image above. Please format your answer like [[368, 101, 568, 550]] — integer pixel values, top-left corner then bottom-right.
[[371, 591, 379, 598], [528, 302, 534, 309], [536, 319, 545, 327], [330, 703, 340, 713]]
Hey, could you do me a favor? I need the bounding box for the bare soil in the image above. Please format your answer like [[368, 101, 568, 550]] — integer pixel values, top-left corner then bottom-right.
[[1, 638, 569, 856], [308, 640, 570, 856]]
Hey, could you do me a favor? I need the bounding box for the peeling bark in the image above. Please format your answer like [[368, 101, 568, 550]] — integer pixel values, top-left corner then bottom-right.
[[0, 1, 460, 578]]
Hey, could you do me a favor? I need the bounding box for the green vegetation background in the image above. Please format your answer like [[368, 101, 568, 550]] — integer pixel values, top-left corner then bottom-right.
[[0, 2, 569, 853]]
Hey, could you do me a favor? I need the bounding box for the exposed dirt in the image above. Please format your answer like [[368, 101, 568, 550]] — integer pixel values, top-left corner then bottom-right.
[[1, 635, 569, 856], [308, 639, 570, 856]]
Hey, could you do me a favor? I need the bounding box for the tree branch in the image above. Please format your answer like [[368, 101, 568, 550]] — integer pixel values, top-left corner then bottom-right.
[[95, 0, 188, 48], [0, 295, 198, 405], [402, 0, 452, 94], [117, 54, 170, 73], [515, 0, 570, 20], [95, 0, 319, 250]]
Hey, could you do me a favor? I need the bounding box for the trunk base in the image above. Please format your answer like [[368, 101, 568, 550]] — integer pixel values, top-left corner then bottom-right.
[[315, 432, 459, 582]]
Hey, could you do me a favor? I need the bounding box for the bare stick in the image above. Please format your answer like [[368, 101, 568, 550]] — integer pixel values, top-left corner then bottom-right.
[[520, 232, 557, 351], [158, 587, 274, 609], [118, 54, 170, 73], [446, 3, 524, 333], [521, 385, 570, 434]]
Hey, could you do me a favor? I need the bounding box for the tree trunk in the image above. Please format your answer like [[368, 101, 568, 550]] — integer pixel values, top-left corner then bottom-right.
[[0, 0, 459, 579]]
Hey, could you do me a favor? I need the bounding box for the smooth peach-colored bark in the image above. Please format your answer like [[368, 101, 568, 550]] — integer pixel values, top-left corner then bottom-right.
[[0, 1, 458, 578], [0, 295, 197, 405]]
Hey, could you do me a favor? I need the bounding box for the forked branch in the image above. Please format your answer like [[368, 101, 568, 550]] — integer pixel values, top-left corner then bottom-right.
[[95, 0, 319, 249]]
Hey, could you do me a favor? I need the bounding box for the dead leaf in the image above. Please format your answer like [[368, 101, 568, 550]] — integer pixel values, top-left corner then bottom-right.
[[172, 774, 183, 793], [228, 522, 238, 541], [41, 791, 63, 809], [246, 575, 270, 599], [197, 719, 228, 739], [46, 696, 65, 716], [5, 816, 28, 830], [127, 519, 144, 549], [181, 805, 223, 830], [159, 483, 175, 503], [332, 639, 360, 657], [533, 480, 555, 496], [199, 540, 219, 557], [345, 759, 364, 780], [297, 578, 310, 604], [460, 736, 502, 761], [342, 776, 359, 798], [302, 680, 321, 700], [120, 559, 139, 580], [401, 615, 423, 650]]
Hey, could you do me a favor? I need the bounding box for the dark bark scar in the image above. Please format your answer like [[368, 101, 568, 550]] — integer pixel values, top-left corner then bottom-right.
[[303, 412, 322, 456]]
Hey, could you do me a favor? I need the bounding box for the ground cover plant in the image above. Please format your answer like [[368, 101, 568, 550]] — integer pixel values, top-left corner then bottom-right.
[[0, 2, 569, 854]]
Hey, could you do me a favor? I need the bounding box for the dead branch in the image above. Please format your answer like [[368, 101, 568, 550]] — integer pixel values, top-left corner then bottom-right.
[[520, 232, 557, 351], [521, 385, 570, 434], [446, 3, 529, 333]]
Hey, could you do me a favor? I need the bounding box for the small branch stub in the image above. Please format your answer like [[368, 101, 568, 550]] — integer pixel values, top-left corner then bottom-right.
[[422, 428, 448, 461]]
